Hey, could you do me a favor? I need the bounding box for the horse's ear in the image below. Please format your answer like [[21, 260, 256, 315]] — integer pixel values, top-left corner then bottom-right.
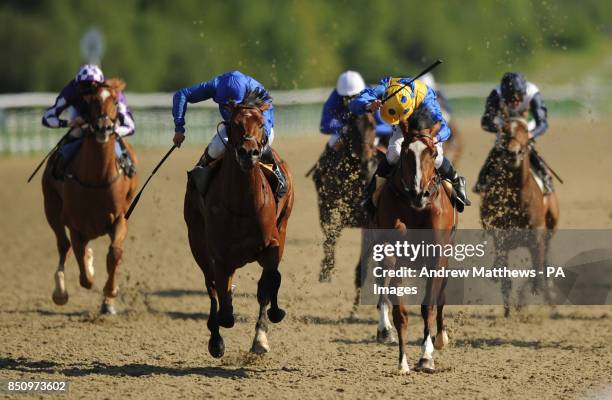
[[105, 78, 126, 93], [259, 102, 270, 112]]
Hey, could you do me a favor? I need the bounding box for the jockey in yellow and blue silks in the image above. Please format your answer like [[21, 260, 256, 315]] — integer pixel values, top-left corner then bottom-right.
[[320, 71, 392, 150], [171, 70, 286, 198], [350, 76, 470, 213]]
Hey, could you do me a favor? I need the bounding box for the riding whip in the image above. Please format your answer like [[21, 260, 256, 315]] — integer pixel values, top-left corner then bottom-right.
[[381, 59, 443, 104], [27, 128, 75, 183], [125, 145, 176, 220]]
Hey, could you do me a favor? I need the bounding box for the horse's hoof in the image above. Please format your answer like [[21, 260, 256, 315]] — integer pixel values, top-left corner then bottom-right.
[[79, 274, 93, 290], [218, 313, 235, 328], [416, 358, 435, 373], [100, 303, 117, 315], [434, 330, 449, 350], [376, 327, 398, 344], [52, 289, 69, 306], [250, 341, 270, 354], [267, 307, 286, 323], [208, 336, 225, 358]]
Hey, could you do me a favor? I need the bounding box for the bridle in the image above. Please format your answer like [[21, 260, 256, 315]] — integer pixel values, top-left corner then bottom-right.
[[220, 104, 268, 154], [498, 116, 530, 162], [391, 133, 440, 202]]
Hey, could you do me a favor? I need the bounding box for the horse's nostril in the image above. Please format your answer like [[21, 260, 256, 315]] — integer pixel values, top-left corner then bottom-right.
[[251, 149, 260, 157]]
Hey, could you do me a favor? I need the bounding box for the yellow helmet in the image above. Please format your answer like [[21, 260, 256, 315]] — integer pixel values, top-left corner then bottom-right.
[[381, 78, 416, 125]]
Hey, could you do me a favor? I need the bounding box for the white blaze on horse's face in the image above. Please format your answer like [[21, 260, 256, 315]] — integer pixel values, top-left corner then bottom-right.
[[507, 120, 528, 168], [408, 140, 428, 194], [99, 88, 111, 102]]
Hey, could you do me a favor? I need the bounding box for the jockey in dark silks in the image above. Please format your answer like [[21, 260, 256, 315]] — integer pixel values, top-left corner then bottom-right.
[[350, 75, 471, 214], [474, 72, 553, 194], [171, 70, 286, 200], [42, 64, 135, 180], [320, 70, 392, 151]]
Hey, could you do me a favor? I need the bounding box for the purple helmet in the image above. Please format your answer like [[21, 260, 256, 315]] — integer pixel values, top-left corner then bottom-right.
[[75, 64, 105, 83]]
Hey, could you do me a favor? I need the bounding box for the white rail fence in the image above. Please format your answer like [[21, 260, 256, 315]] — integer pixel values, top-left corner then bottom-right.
[[0, 83, 607, 154]]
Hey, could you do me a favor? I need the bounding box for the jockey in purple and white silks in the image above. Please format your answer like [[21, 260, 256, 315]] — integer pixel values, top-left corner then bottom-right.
[[350, 75, 471, 214], [42, 64, 135, 179], [320, 71, 392, 150], [171, 70, 286, 198], [474, 72, 553, 194]]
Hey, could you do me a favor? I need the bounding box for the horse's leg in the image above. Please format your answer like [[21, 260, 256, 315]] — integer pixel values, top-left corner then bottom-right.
[[215, 268, 236, 328], [495, 248, 511, 318], [43, 181, 71, 305], [251, 269, 272, 354], [101, 217, 127, 315], [206, 283, 224, 358], [319, 222, 341, 282], [392, 300, 410, 374], [69, 230, 94, 290], [377, 256, 397, 343], [417, 277, 440, 373], [434, 278, 449, 350]]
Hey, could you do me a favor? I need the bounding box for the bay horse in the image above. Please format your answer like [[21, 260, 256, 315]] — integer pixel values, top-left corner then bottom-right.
[[479, 113, 559, 317], [42, 79, 139, 314], [184, 89, 294, 358], [311, 112, 380, 282], [374, 108, 456, 374]]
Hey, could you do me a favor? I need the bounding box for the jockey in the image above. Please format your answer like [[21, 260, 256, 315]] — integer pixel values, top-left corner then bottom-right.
[[350, 76, 471, 214], [42, 64, 135, 179], [172, 70, 286, 198], [474, 72, 552, 194], [320, 71, 392, 150]]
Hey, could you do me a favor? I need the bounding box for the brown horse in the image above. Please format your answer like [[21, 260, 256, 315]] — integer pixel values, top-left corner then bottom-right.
[[312, 112, 380, 282], [42, 79, 138, 314], [479, 114, 559, 317], [374, 112, 456, 374], [184, 90, 294, 358]]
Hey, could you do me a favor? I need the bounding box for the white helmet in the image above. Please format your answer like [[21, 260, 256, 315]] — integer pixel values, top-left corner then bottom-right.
[[336, 70, 366, 96], [420, 72, 437, 90]]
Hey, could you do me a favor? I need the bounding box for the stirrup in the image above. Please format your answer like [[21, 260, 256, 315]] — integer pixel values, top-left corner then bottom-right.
[[272, 167, 288, 199]]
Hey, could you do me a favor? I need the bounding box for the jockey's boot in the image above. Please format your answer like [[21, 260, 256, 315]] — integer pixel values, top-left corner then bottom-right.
[[51, 136, 79, 180], [116, 136, 136, 177], [438, 157, 471, 211], [361, 157, 393, 218], [529, 150, 554, 194], [51, 153, 69, 180], [472, 147, 500, 194], [261, 147, 288, 200], [190, 148, 216, 195]]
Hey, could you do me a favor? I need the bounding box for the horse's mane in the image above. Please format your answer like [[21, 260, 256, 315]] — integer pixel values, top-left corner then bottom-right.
[[241, 88, 272, 108], [408, 106, 435, 131]]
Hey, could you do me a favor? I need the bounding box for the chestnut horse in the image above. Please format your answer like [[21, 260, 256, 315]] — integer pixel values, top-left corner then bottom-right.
[[480, 114, 559, 317], [312, 112, 380, 282], [184, 90, 294, 358], [42, 79, 138, 314], [374, 115, 456, 374]]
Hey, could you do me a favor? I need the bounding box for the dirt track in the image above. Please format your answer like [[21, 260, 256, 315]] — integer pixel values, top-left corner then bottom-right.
[[1, 117, 611, 399]]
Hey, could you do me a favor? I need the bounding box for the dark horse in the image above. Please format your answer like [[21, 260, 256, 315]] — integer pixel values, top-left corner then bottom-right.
[[479, 112, 559, 317], [184, 89, 294, 358], [42, 79, 139, 314], [374, 108, 456, 374], [312, 112, 380, 282]]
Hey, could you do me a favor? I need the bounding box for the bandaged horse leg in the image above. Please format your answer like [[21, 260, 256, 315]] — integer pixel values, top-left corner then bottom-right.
[[101, 216, 128, 315]]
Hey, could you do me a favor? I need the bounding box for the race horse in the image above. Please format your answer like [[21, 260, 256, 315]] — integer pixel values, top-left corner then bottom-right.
[[42, 79, 139, 314], [373, 107, 457, 374], [479, 113, 559, 317], [311, 112, 381, 282], [184, 89, 294, 358]]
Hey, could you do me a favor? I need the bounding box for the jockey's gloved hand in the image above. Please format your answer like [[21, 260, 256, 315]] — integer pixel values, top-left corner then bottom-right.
[[173, 132, 185, 148]]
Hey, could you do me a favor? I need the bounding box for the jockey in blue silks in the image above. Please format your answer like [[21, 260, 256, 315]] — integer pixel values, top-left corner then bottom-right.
[[42, 64, 135, 179], [171, 70, 286, 198], [349, 75, 470, 214], [320, 71, 392, 150]]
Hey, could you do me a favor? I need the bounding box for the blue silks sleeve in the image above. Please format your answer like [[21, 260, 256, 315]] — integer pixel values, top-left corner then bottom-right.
[[172, 77, 218, 134]]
